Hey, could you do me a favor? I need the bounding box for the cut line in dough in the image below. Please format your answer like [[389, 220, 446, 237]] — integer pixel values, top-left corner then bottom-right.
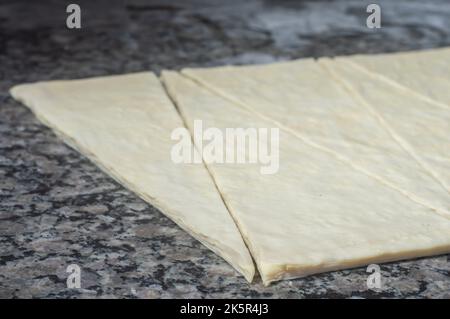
[[9, 72, 255, 282], [320, 57, 450, 197], [181, 59, 450, 218], [162, 70, 450, 285], [339, 47, 450, 111]]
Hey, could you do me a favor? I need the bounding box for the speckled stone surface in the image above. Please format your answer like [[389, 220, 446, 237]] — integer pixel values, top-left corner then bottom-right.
[[1, 0, 450, 299]]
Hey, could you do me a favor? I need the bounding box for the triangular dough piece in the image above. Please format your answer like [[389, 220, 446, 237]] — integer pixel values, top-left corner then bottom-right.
[[162, 71, 450, 285], [182, 60, 450, 217], [9, 72, 255, 282], [320, 57, 450, 195], [339, 47, 450, 110]]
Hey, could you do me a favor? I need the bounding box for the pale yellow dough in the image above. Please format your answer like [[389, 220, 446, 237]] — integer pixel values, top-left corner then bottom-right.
[[182, 59, 450, 217], [162, 71, 450, 285], [320, 57, 450, 196], [10, 48, 450, 285], [340, 47, 450, 110], [9, 73, 255, 282]]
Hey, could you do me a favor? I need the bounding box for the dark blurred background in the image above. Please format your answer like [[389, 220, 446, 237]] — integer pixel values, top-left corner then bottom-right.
[[2, 0, 450, 82]]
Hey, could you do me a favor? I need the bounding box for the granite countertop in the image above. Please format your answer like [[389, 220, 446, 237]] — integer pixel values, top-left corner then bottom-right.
[[1, 0, 450, 298]]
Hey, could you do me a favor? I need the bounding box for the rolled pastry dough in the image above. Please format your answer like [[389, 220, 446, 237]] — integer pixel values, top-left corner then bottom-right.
[[162, 71, 450, 285], [320, 57, 450, 196], [182, 60, 450, 217], [339, 47, 450, 110], [9, 72, 255, 282]]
